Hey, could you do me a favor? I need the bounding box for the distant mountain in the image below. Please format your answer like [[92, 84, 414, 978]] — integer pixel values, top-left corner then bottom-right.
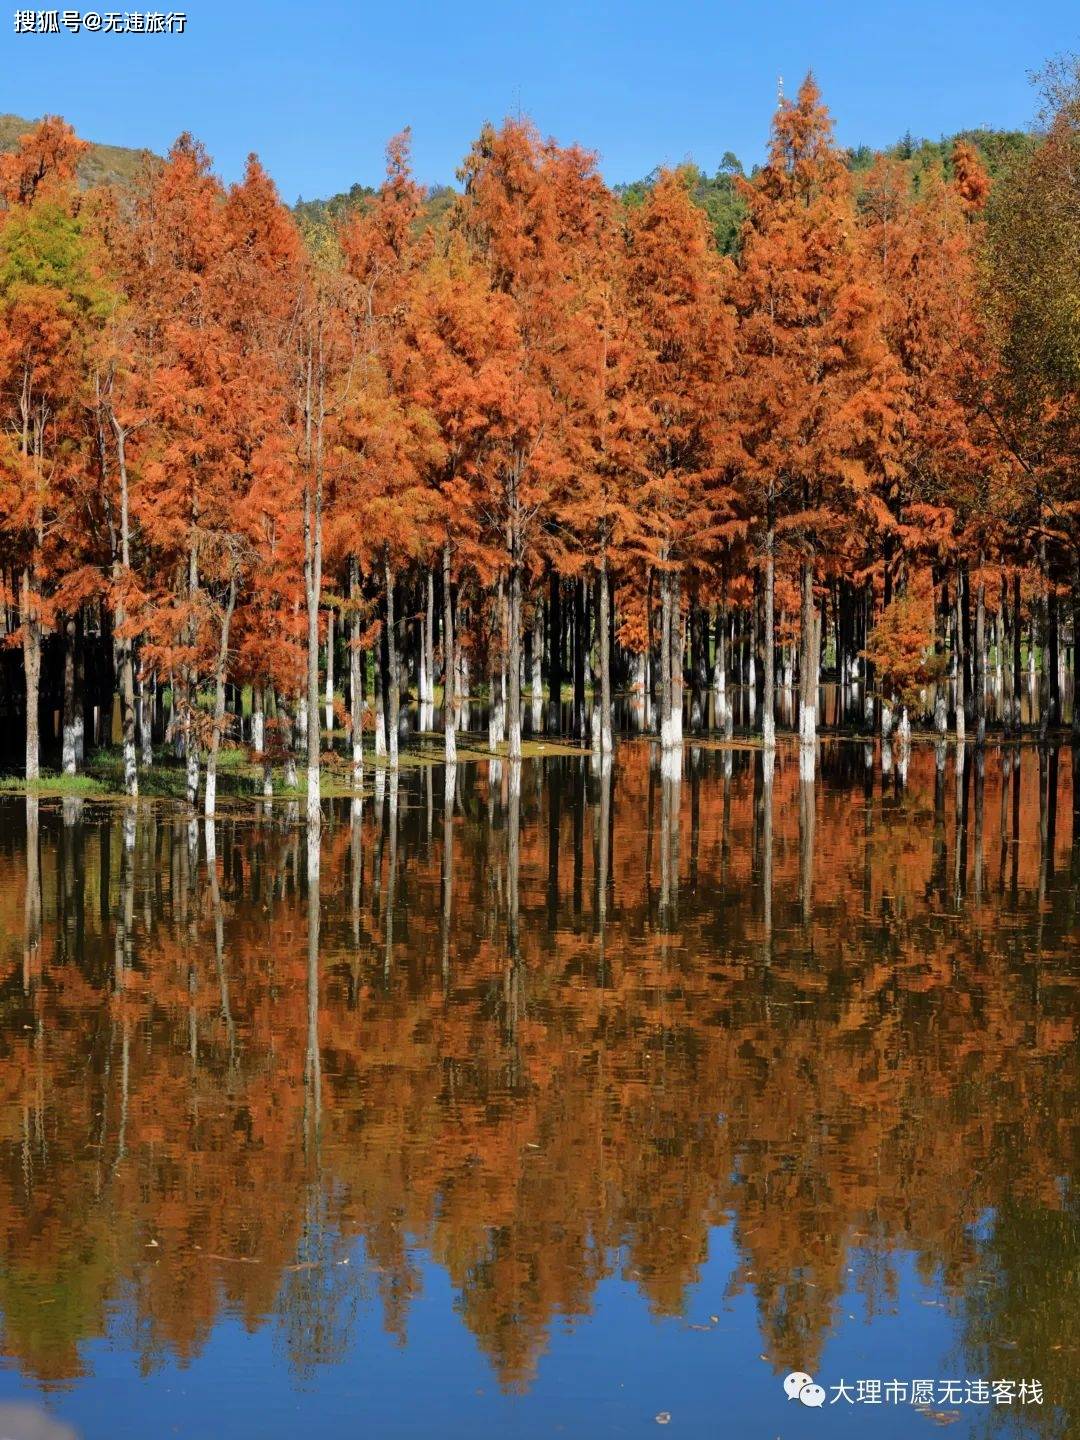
[[0, 112, 155, 188]]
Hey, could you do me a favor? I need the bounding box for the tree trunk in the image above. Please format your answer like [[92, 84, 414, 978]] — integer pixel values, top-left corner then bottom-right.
[[385, 552, 399, 768], [659, 565, 672, 747], [954, 570, 966, 743], [573, 577, 586, 740], [138, 667, 152, 770], [119, 631, 137, 798], [303, 326, 325, 828], [670, 569, 684, 746], [531, 597, 543, 716], [762, 522, 776, 749], [74, 611, 86, 765], [117, 592, 137, 795], [262, 686, 275, 797], [62, 614, 78, 775], [960, 563, 973, 726], [863, 584, 875, 729], [598, 549, 613, 754], [547, 570, 562, 731], [799, 561, 817, 747], [713, 596, 727, 735], [325, 605, 335, 734], [975, 558, 986, 745], [21, 566, 41, 784], [349, 557, 363, 789], [508, 558, 522, 762], [488, 586, 503, 753], [1012, 571, 1023, 731], [253, 682, 265, 756], [442, 543, 456, 764], [105, 417, 139, 797], [1048, 578, 1061, 730], [374, 623, 386, 757], [204, 576, 237, 817], [424, 566, 435, 706]]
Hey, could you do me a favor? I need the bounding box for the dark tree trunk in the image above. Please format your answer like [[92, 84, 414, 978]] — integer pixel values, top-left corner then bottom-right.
[[547, 570, 562, 732], [573, 577, 586, 739], [1012, 571, 1023, 731], [598, 551, 613, 754]]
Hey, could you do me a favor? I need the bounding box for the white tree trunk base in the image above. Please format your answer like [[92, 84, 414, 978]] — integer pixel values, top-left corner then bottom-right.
[[307, 765, 321, 828], [62, 725, 77, 776]]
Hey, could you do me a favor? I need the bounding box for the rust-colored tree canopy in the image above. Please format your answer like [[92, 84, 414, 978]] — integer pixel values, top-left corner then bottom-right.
[[0, 70, 1076, 806]]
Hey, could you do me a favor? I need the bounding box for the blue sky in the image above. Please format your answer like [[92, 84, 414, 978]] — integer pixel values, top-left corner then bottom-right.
[[2, 1, 1076, 201]]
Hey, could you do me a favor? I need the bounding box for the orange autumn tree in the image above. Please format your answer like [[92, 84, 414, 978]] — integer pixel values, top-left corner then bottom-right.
[[458, 119, 602, 760], [859, 142, 994, 741], [216, 155, 305, 806], [625, 168, 734, 750], [0, 117, 106, 783], [735, 76, 897, 751], [985, 63, 1080, 741], [121, 135, 230, 806], [404, 229, 519, 761], [122, 139, 303, 814], [555, 209, 648, 755], [339, 130, 437, 772]]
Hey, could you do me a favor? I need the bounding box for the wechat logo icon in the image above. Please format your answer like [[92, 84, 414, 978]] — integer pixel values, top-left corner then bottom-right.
[[784, 1371, 826, 1407]]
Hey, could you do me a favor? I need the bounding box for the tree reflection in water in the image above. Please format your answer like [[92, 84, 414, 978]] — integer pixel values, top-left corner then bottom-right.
[[0, 740, 1075, 1432]]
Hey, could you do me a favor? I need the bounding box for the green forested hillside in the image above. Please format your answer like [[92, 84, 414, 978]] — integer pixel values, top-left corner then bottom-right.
[[616, 128, 1032, 254], [0, 111, 1032, 255], [0, 112, 154, 187]]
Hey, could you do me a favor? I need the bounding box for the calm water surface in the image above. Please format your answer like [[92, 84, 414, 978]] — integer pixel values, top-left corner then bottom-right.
[[0, 740, 1077, 1439]]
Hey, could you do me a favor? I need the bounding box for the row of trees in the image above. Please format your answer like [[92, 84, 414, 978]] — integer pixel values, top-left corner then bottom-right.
[[2, 69, 1079, 820]]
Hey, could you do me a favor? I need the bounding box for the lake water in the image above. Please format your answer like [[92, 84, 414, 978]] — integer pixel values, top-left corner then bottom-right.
[[0, 738, 1076, 1439]]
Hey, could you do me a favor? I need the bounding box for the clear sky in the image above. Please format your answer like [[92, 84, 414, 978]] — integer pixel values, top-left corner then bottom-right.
[[2, 1, 1076, 200]]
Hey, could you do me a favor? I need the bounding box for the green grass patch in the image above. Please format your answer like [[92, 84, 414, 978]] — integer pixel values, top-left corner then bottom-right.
[[0, 772, 110, 797]]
